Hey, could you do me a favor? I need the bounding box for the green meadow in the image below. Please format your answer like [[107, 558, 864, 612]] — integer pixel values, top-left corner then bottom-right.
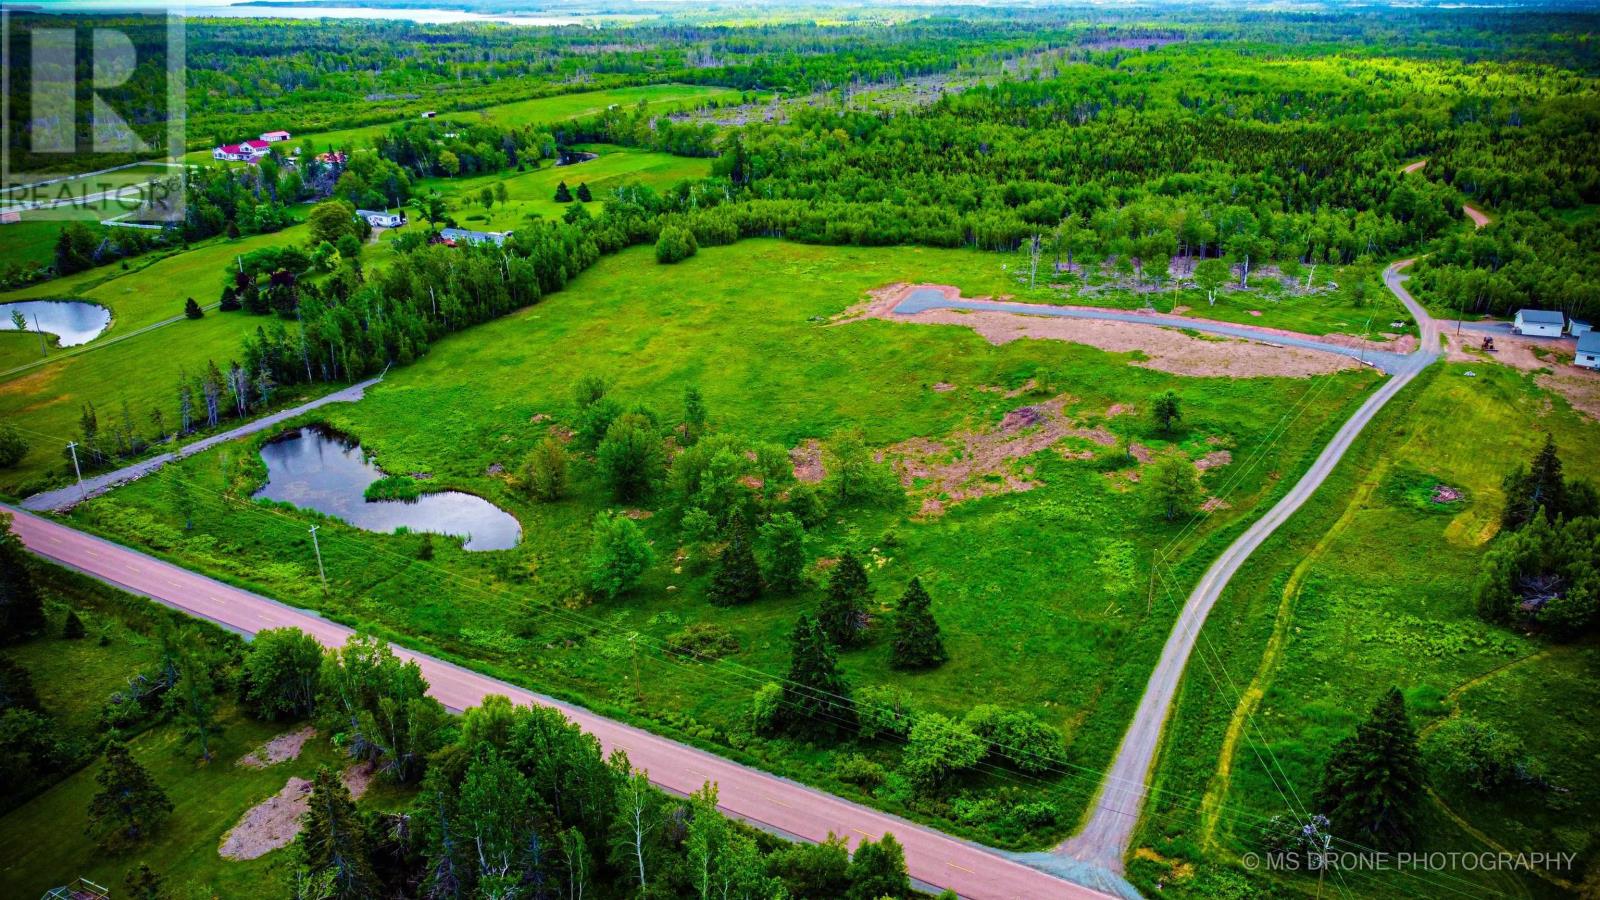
[[0, 224, 320, 493], [70, 238, 1379, 847], [185, 83, 739, 164], [1136, 362, 1600, 899]]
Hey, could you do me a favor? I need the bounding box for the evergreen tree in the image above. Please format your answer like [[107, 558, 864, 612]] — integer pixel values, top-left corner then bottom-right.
[[554, 181, 573, 203], [758, 512, 807, 594], [0, 515, 46, 644], [124, 863, 164, 900], [708, 516, 763, 607], [1502, 433, 1568, 531], [1150, 390, 1183, 434], [846, 833, 913, 900], [682, 384, 707, 446], [184, 297, 204, 319], [890, 577, 948, 670], [576, 182, 593, 202], [819, 552, 870, 647], [779, 614, 857, 738], [1315, 687, 1425, 850], [87, 741, 173, 851], [63, 610, 86, 639], [300, 766, 377, 898], [0, 656, 41, 712]]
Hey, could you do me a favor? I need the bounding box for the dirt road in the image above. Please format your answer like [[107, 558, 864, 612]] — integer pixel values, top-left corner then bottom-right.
[[5, 505, 1114, 900], [1058, 259, 1440, 872]]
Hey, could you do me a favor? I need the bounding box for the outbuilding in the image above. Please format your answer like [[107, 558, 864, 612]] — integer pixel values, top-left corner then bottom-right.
[[1513, 309, 1565, 337], [1570, 319, 1593, 338], [260, 130, 292, 142], [1576, 332, 1600, 371]]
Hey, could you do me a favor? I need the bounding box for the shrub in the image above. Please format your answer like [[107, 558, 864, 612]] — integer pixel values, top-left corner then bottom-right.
[[586, 512, 654, 600], [1423, 717, 1544, 793], [900, 713, 984, 794], [520, 436, 569, 502], [363, 475, 421, 502], [750, 682, 783, 735], [654, 224, 698, 264], [836, 753, 887, 790], [855, 685, 917, 740], [0, 425, 28, 469], [665, 622, 739, 661], [963, 705, 1065, 773]]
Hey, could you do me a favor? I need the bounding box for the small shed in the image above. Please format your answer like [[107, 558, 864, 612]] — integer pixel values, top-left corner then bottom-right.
[[1576, 332, 1600, 370], [1570, 319, 1593, 338], [1513, 308, 1564, 337]]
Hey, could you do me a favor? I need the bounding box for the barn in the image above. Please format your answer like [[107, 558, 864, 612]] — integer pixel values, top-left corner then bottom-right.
[[1513, 309, 1564, 337]]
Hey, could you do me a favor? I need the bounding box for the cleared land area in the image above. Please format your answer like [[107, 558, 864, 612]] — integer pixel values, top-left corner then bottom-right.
[[63, 238, 1379, 849]]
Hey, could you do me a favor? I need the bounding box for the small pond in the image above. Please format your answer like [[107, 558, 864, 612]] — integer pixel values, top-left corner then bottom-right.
[[254, 426, 521, 551], [0, 300, 112, 347]]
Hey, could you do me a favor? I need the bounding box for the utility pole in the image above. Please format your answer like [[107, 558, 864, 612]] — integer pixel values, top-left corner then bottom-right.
[[32, 313, 47, 357], [67, 441, 84, 497], [308, 525, 327, 591]]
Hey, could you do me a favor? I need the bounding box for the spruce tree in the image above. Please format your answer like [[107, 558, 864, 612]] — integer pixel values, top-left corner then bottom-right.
[[124, 863, 164, 900], [0, 515, 46, 644], [1314, 687, 1425, 850], [63, 610, 86, 639], [708, 517, 763, 606], [576, 182, 593, 202], [300, 766, 377, 899], [87, 742, 173, 851], [554, 181, 573, 203], [1503, 434, 1568, 531], [780, 614, 857, 738], [818, 552, 869, 647], [890, 577, 947, 670]]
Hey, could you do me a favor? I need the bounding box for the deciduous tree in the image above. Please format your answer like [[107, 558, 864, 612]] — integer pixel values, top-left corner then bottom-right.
[[87, 741, 173, 851]]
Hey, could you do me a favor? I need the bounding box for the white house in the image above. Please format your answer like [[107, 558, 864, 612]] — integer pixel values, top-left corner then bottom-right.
[[1513, 308, 1565, 337], [356, 209, 405, 228], [1570, 319, 1593, 338], [1577, 332, 1600, 370], [260, 130, 291, 142], [421, 111, 438, 119], [439, 227, 511, 247], [212, 139, 272, 162]]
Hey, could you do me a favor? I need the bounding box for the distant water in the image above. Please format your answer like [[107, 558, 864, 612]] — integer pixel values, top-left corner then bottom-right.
[[255, 425, 521, 551], [0, 300, 111, 347], [21, 0, 628, 25]]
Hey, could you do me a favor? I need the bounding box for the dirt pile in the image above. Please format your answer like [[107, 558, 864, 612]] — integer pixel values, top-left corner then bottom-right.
[[238, 726, 316, 768], [218, 765, 374, 861]]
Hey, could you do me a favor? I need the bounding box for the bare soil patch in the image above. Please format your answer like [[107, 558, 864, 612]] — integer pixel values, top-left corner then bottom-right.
[[219, 765, 374, 861], [1195, 450, 1233, 471], [789, 439, 824, 483], [1443, 332, 1600, 421], [888, 395, 1120, 515], [843, 284, 1362, 378], [1463, 204, 1491, 229], [238, 725, 316, 768]]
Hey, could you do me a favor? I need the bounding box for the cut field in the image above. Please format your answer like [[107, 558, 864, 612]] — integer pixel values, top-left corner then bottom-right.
[[0, 224, 319, 492], [1136, 361, 1600, 898], [422, 144, 713, 231], [71, 238, 1381, 848]]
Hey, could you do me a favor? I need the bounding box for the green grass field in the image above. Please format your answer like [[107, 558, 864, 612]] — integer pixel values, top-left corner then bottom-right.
[[0, 224, 333, 493], [1135, 362, 1600, 898], [429, 144, 714, 231], [69, 238, 1379, 848], [185, 84, 738, 164]]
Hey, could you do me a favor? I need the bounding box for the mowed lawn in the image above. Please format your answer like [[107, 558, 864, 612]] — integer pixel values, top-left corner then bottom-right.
[[1140, 362, 1600, 898], [427, 144, 714, 231], [76, 238, 1380, 847], [0, 225, 318, 493]]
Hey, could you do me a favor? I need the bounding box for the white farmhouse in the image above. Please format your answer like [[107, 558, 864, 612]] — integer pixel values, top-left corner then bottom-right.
[[1577, 332, 1600, 371], [1513, 309, 1564, 337], [356, 209, 405, 228]]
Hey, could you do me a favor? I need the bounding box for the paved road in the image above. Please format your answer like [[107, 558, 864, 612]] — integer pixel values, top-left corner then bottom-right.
[[1057, 259, 1440, 873], [20, 377, 382, 512], [892, 292, 1417, 375], [5, 507, 1112, 900]]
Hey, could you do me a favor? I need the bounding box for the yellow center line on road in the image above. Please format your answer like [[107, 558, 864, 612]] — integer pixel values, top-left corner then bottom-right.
[[851, 828, 874, 839], [765, 795, 794, 809], [948, 862, 975, 874]]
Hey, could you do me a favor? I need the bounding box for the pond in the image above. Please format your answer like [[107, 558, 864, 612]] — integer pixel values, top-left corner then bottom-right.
[[254, 426, 521, 551], [0, 300, 112, 347]]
